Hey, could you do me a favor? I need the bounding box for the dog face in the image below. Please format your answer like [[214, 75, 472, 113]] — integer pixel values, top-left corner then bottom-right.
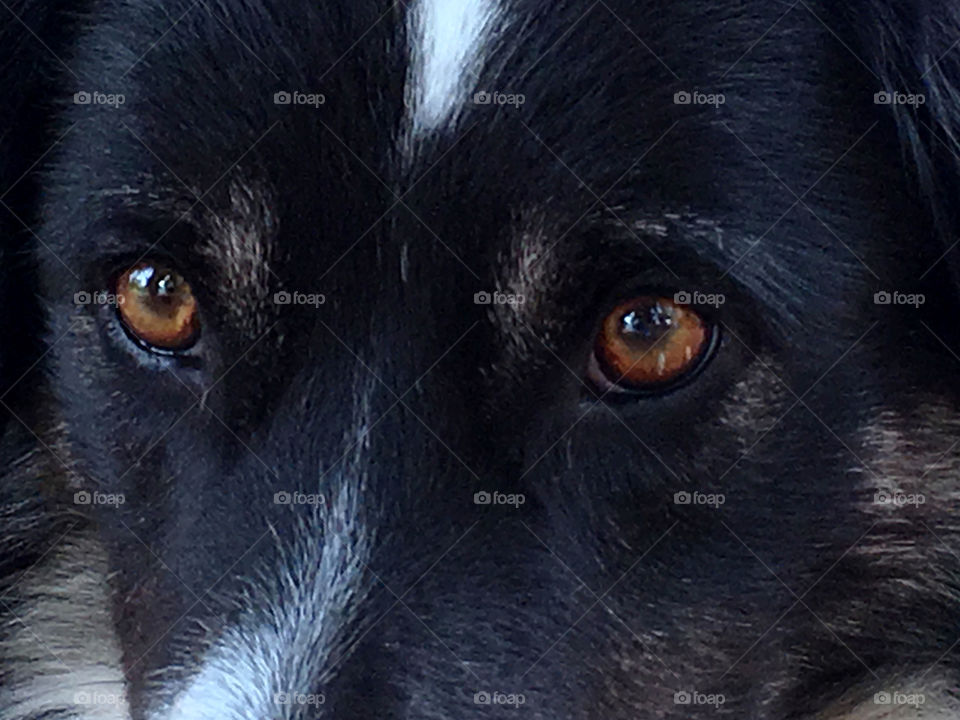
[[3, 0, 960, 718]]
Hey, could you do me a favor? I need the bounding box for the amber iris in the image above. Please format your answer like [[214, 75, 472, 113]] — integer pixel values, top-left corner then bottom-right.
[[594, 296, 711, 390], [115, 263, 200, 350]]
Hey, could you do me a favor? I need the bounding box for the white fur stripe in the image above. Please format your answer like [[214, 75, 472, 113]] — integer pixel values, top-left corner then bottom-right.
[[155, 484, 372, 720], [406, 0, 501, 132], [0, 535, 130, 720]]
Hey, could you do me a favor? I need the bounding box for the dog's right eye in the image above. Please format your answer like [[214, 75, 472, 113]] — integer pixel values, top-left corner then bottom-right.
[[114, 262, 200, 352], [586, 295, 717, 395]]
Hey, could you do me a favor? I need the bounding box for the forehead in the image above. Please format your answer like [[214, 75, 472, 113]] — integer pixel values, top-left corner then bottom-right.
[[58, 1, 784, 196], [48, 0, 882, 326]]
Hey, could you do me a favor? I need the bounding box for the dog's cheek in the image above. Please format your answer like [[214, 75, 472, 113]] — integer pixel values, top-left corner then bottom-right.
[[714, 357, 791, 459], [44, 312, 203, 496], [850, 402, 960, 581], [818, 674, 960, 719]]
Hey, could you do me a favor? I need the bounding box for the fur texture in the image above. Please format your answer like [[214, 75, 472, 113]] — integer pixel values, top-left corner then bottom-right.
[[1, 1, 959, 718]]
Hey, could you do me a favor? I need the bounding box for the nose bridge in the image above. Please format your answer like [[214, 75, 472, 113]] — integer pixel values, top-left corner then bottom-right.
[[293, 238, 484, 471], [161, 483, 372, 720], [305, 321, 479, 493], [219, 357, 482, 720], [161, 246, 516, 719], [309, 225, 435, 389]]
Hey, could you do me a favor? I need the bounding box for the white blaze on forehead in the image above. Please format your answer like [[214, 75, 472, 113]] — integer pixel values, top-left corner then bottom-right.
[[407, 0, 501, 132]]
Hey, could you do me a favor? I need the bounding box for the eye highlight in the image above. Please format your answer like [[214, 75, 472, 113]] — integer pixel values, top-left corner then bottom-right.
[[115, 262, 200, 351], [587, 295, 716, 394]]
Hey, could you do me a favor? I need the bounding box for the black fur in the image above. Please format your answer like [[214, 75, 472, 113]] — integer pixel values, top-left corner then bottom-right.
[[2, 1, 959, 718]]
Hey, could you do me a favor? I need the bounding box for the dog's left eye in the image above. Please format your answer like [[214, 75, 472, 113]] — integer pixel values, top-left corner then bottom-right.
[[587, 295, 716, 394], [115, 262, 200, 351]]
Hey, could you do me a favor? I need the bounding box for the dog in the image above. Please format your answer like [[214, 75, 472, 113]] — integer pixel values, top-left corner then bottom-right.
[[1, 1, 959, 717]]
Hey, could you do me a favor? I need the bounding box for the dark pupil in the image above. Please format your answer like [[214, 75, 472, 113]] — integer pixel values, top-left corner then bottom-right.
[[156, 273, 178, 297], [620, 303, 673, 344], [127, 266, 180, 302]]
